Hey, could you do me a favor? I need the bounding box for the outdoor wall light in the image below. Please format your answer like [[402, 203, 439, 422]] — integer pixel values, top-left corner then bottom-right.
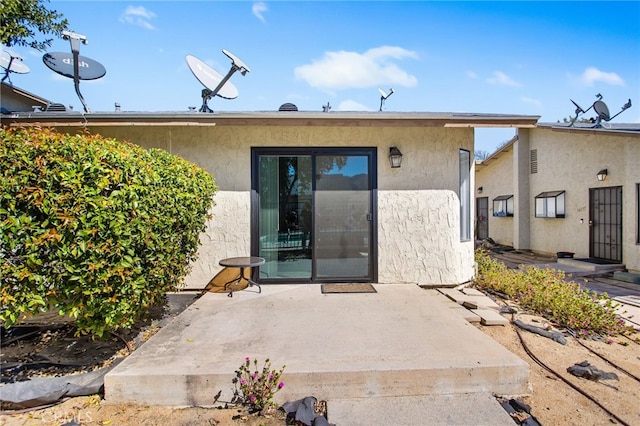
[[389, 146, 403, 168], [477, 186, 483, 194], [596, 169, 608, 182]]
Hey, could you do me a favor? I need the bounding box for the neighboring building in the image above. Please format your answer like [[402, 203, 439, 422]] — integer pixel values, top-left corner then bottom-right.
[[2, 110, 539, 288], [1, 82, 51, 113], [476, 123, 640, 273]]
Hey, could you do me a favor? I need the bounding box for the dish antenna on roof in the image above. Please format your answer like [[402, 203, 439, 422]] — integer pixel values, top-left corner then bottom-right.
[[1, 49, 30, 84], [186, 49, 250, 113], [568, 93, 632, 128], [42, 31, 106, 113], [378, 88, 394, 111]]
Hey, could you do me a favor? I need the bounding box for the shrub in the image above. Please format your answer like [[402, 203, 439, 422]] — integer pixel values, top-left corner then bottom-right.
[[474, 249, 630, 337], [232, 357, 286, 413], [0, 126, 217, 336]]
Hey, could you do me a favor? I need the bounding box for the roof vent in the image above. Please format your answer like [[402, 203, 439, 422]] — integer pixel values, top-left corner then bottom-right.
[[279, 103, 298, 111], [46, 102, 67, 112]]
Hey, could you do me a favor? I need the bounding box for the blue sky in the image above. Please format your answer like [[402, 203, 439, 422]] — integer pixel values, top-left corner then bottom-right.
[[3, 1, 639, 154]]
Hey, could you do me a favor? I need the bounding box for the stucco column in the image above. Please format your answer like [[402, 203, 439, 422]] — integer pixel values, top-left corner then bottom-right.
[[513, 129, 531, 250]]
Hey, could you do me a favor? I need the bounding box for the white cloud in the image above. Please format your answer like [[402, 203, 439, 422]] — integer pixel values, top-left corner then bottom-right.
[[253, 2, 267, 23], [521, 97, 542, 108], [578, 67, 624, 87], [486, 71, 521, 87], [294, 46, 418, 91], [337, 100, 371, 111], [119, 6, 157, 30], [466, 71, 477, 79]]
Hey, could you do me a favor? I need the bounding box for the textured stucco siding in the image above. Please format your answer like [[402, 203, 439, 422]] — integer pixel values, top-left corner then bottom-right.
[[476, 127, 640, 273], [527, 128, 640, 272], [475, 145, 514, 246], [82, 125, 475, 286], [378, 190, 475, 285]]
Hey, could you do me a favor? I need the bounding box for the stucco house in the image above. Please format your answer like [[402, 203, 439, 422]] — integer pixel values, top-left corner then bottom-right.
[[2, 110, 539, 288], [475, 123, 640, 273]]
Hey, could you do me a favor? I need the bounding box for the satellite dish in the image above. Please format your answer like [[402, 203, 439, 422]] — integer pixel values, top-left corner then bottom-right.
[[378, 88, 394, 111], [43, 52, 106, 80], [1, 49, 30, 84], [186, 49, 250, 113], [593, 100, 610, 121], [43, 31, 105, 113], [185, 55, 238, 100]]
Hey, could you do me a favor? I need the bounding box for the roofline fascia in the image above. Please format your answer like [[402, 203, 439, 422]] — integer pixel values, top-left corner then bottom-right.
[[537, 123, 640, 138], [1, 111, 541, 128]]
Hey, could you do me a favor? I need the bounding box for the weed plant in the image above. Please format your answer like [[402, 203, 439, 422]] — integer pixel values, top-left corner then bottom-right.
[[232, 358, 285, 413], [475, 250, 631, 337]]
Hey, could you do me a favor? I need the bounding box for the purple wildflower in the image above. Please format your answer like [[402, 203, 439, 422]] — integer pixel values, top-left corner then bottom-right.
[[278, 382, 285, 388]]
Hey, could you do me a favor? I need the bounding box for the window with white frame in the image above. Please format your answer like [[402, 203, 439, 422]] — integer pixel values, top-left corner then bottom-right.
[[493, 195, 514, 217], [535, 191, 565, 218]]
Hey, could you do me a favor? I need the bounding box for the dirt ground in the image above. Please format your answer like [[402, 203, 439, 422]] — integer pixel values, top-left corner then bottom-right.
[[479, 310, 640, 426], [2, 254, 640, 426]]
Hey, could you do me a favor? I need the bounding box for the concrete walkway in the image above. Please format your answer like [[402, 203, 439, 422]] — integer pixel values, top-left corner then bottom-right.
[[105, 284, 529, 423]]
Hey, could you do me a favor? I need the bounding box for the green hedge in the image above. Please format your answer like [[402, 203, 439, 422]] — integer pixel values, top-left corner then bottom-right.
[[1, 127, 217, 336]]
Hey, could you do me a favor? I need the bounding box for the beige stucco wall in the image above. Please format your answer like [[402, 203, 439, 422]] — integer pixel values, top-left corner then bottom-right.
[[379, 190, 475, 285], [475, 145, 515, 246], [476, 127, 640, 273], [77, 124, 475, 287], [526, 127, 640, 272]]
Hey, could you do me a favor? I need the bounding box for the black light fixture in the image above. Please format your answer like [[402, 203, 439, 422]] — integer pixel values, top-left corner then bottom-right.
[[596, 169, 608, 182], [389, 146, 403, 168], [477, 186, 483, 194]]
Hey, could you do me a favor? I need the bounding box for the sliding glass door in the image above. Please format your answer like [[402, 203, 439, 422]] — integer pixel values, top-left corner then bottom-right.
[[252, 148, 376, 283]]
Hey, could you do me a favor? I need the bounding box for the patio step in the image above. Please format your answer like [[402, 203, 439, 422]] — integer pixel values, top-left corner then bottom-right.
[[327, 393, 516, 426], [613, 271, 640, 284], [557, 258, 625, 272], [105, 285, 530, 406]]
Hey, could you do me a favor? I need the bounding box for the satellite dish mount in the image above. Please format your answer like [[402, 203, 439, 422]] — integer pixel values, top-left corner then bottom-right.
[[568, 93, 632, 128], [378, 88, 394, 111], [63, 31, 90, 112]]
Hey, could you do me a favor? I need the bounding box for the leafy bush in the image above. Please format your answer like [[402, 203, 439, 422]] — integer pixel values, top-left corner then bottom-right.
[[232, 357, 285, 413], [0, 126, 217, 336], [474, 249, 630, 337]]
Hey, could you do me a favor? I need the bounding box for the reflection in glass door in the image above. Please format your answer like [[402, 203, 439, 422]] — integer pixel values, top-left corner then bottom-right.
[[315, 154, 371, 279], [252, 149, 375, 283]]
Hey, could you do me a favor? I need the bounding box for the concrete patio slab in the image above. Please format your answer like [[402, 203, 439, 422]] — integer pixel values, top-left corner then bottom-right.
[[556, 258, 625, 272], [327, 393, 515, 426], [474, 309, 510, 326], [462, 296, 501, 310], [105, 284, 530, 407]]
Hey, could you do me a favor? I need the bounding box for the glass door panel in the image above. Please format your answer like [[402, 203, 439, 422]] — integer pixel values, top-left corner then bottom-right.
[[315, 155, 371, 279], [254, 149, 374, 282], [257, 154, 312, 280]]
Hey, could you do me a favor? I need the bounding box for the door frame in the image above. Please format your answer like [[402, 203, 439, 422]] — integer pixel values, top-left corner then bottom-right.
[[476, 196, 489, 240], [589, 186, 623, 262], [251, 147, 378, 283]]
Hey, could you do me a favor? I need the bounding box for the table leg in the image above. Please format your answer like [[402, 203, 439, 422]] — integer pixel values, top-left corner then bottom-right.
[[224, 267, 261, 297]]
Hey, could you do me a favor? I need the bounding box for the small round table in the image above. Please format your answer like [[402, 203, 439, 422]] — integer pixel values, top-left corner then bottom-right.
[[218, 256, 265, 297]]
